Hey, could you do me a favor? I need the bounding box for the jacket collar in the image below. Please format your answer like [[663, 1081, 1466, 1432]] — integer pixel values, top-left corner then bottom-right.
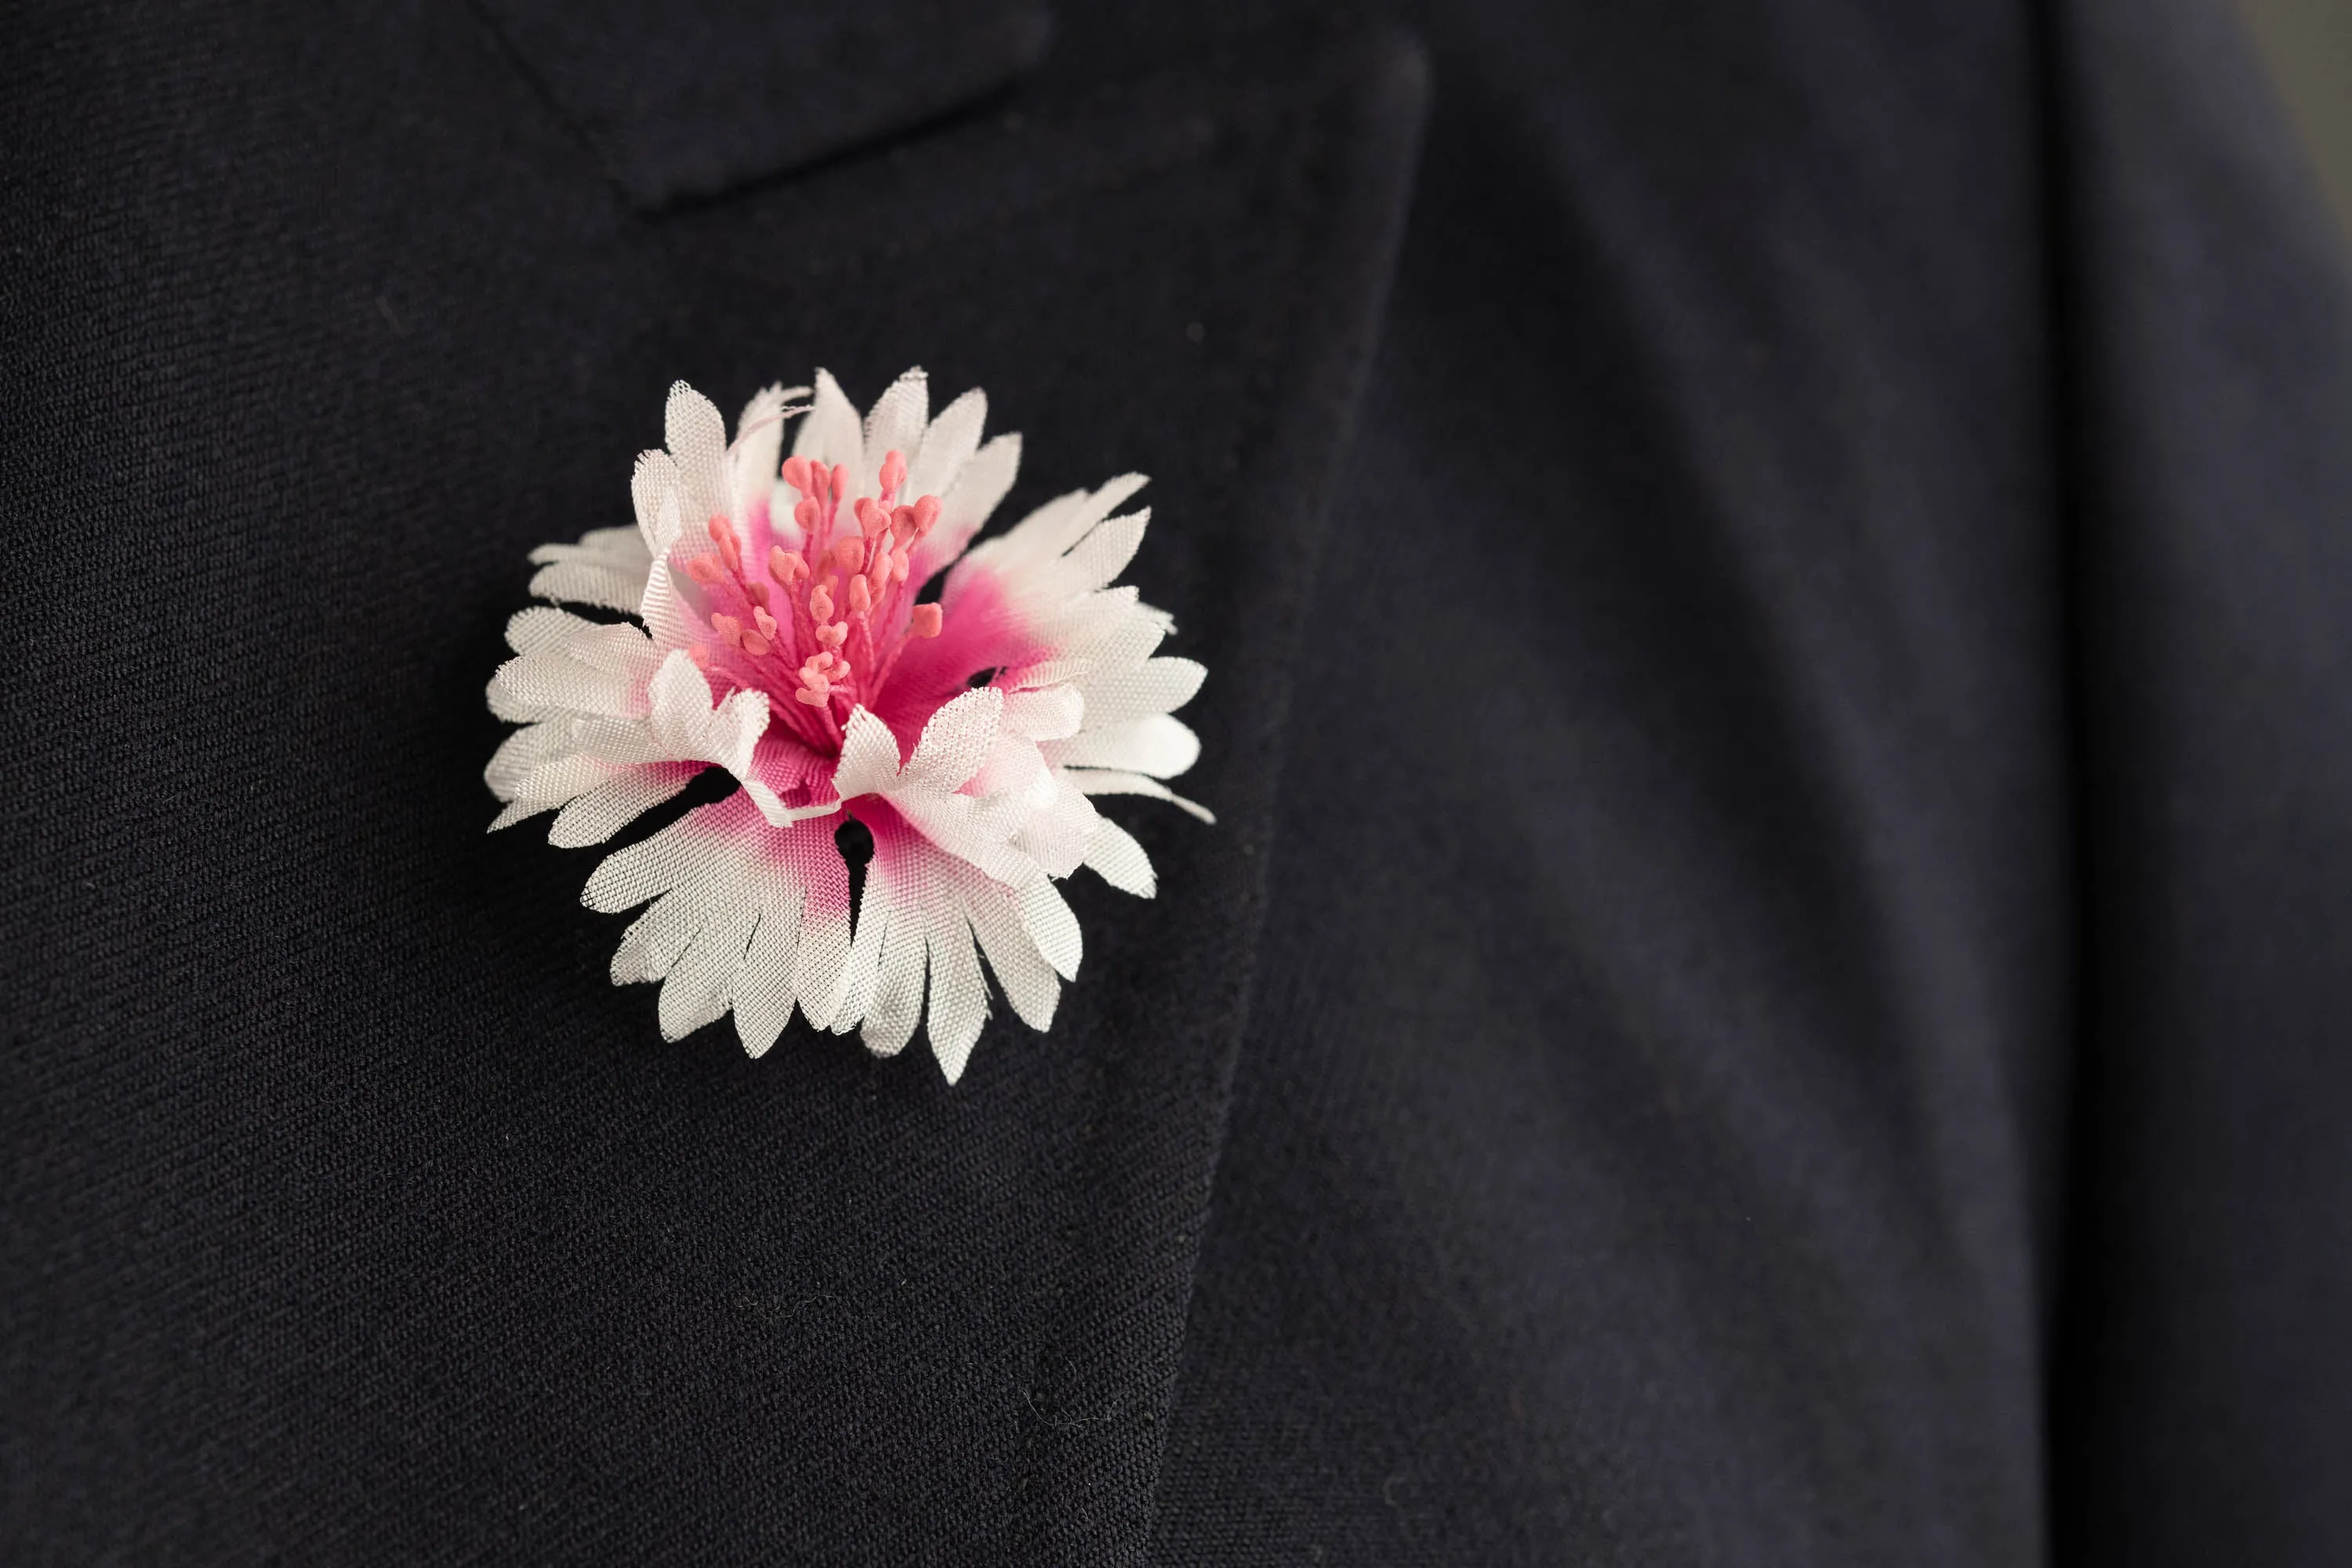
[[475, 0, 1056, 210]]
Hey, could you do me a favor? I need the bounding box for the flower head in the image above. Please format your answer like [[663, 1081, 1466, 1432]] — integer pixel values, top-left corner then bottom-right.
[[487, 370, 1207, 1081]]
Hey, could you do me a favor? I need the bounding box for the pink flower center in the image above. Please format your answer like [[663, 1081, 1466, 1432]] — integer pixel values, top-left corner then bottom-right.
[[681, 448, 947, 757]]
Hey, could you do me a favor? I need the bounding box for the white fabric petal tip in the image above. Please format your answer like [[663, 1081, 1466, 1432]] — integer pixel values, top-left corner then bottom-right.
[[485, 368, 1213, 1081]]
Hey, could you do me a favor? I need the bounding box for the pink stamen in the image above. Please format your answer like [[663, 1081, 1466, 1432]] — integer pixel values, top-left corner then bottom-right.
[[658, 448, 977, 756], [707, 515, 742, 574]]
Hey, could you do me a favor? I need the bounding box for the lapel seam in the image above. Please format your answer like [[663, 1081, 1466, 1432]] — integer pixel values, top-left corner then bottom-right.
[[1000, 23, 1432, 1563]]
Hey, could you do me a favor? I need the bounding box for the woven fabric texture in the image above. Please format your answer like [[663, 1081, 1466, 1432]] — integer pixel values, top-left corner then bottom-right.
[[9, 0, 2352, 1563]]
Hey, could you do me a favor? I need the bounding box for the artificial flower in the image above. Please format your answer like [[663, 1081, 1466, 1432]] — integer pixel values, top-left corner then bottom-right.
[[485, 370, 1207, 1082]]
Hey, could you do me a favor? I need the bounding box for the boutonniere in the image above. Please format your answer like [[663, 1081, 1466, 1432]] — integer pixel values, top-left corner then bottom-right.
[[485, 370, 1208, 1081]]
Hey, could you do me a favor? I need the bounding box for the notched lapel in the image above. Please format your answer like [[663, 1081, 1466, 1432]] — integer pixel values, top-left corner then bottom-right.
[[474, 0, 1054, 209], [477, 20, 1428, 1559]]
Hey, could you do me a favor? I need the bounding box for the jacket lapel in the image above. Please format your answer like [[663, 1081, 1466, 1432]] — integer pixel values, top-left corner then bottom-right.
[[473, 9, 1428, 1555]]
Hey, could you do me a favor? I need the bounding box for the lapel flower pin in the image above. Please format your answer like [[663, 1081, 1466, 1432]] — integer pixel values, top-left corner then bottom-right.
[[486, 370, 1209, 1082]]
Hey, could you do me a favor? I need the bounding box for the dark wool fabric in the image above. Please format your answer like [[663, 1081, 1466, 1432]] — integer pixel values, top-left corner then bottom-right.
[[4, 0, 2349, 1563]]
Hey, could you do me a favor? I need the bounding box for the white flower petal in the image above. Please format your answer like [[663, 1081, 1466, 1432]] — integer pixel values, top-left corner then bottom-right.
[[527, 559, 646, 615], [907, 386, 985, 500], [925, 903, 990, 1083], [916, 430, 1019, 581], [833, 870, 891, 1034], [862, 368, 929, 480], [509, 612, 659, 676], [819, 825, 1083, 1076], [901, 688, 1004, 793], [1082, 815, 1156, 898], [1018, 880, 1083, 981], [731, 383, 804, 523], [659, 887, 759, 1042], [644, 652, 760, 771], [506, 604, 595, 656], [1043, 714, 1200, 777], [835, 691, 1008, 811], [639, 554, 695, 652], [632, 450, 687, 557], [1043, 588, 1170, 656], [482, 620, 659, 728], [621, 651, 829, 829], [733, 869, 804, 1058], [488, 798, 541, 833], [1000, 686, 1084, 742], [548, 762, 699, 848], [581, 807, 710, 913], [485, 718, 579, 800], [1011, 781, 1100, 879], [970, 732, 1052, 804], [665, 380, 731, 528], [506, 753, 621, 815], [490, 655, 644, 720], [631, 452, 695, 645], [896, 791, 1046, 890], [861, 888, 931, 1058], [830, 706, 909, 800], [612, 866, 714, 986], [487, 681, 540, 725], [1076, 657, 1207, 726], [1002, 473, 1149, 564], [583, 793, 853, 1049], [1060, 768, 1215, 824], [578, 524, 647, 554], [792, 368, 866, 474], [795, 873, 854, 1033], [965, 868, 1060, 1031], [528, 526, 655, 615], [1063, 510, 1149, 591], [1046, 599, 1167, 670]]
